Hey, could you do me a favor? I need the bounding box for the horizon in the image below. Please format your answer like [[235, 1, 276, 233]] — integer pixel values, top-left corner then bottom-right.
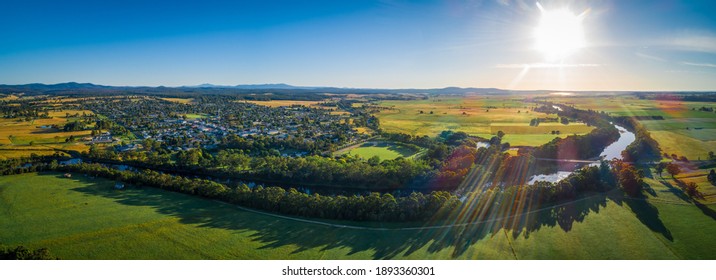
[[2, 81, 716, 93], [2, 0, 716, 91]]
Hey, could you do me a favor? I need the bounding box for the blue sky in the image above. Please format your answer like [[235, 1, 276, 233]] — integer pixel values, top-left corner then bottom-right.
[[1, 0, 715, 90]]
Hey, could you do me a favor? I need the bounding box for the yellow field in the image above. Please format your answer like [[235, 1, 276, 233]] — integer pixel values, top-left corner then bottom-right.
[[0, 110, 93, 158], [160, 97, 194, 104], [354, 127, 375, 135], [239, 100, 324, 107], [0, 94, 20, 101]]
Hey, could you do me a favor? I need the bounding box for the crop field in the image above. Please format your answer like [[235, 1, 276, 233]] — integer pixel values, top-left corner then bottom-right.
[[550, 96, 716, 160], [2, 172, 714, 260], [337, 141, 421, 160], [374, 96, 593, 146]]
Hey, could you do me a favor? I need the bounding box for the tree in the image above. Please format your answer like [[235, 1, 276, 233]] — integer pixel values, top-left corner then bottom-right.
[[666, 163, 681, 179], [367, 155, 381, 166], [709, 151, 715, 160], [497, 130, 505, 139], [655, 162, 666, 178], [685, 182, 700, 198], [618, 163, 643, 197], [708, 169, 716, 185]]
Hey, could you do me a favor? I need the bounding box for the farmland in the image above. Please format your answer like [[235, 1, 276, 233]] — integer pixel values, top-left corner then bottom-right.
[[550, 95, 716, 160], [373, 96, 593, 146], [2, 172, 715, 259]]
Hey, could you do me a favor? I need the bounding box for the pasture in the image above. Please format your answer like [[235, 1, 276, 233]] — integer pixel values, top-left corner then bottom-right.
[[374, 96, 593, 146], [1, 172, 714, 259]]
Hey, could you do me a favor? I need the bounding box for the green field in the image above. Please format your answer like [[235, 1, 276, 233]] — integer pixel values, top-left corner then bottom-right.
[[338, 141, 421, 160], [374, 96, 593, 146], [2, 172, 715, 259], [183, 113, 207, 120]]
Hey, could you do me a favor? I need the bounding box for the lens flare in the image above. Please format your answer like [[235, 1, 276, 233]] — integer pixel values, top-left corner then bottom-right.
[[534, 3, 587, 61]]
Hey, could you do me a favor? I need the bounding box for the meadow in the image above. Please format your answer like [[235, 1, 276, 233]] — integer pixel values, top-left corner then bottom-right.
[[2, 172, 714, 259], [374, 96, 593, 146]]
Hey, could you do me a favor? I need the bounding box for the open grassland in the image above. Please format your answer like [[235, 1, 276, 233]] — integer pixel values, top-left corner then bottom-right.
[[337, 141, 421, 160], [0, 110, 93, 159], [374, 97, 593, 146], [552, 96, 716, 160], [1, 172, 714, 259]]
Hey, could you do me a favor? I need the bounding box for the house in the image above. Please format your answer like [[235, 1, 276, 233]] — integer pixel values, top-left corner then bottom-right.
[[114, 183, 125, 190]]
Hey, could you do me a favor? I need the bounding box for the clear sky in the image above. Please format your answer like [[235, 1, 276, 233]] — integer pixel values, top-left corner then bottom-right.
[[1, 0, 715, 91]]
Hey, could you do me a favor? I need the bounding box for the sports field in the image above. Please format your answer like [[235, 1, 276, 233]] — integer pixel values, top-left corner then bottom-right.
[[337, 141, 421, 160], [2, 172, 714, 259], [374, 96, 593, 146]]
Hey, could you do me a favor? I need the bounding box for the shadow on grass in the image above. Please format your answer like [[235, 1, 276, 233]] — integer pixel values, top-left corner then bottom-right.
[[58, 172, 673, 259], [658, 180, 692, 203]]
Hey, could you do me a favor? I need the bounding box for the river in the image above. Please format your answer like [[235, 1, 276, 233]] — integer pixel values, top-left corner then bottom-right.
[[527, 124, 636, 184]]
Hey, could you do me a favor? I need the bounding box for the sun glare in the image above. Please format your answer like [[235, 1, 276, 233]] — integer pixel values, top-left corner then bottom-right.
[[534, 3, 586, 61]]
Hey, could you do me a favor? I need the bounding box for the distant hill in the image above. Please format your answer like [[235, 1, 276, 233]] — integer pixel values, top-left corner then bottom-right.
[[0, 82, 522, 96], [5, 82, 706, 97]]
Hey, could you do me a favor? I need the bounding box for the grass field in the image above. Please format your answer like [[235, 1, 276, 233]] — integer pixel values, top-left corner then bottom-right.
[[337, 141, 420, 160], [183, 113, 207, 120], [374, 96, 593, 146], [1, 172, 715, 259]]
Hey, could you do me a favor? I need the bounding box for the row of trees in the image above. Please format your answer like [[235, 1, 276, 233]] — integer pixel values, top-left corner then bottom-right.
[[50, 162, 460, 222], [615, 117, 662, 162]]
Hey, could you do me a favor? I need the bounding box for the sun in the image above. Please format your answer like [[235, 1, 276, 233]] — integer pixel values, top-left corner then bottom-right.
[[534, 3, 587, 61]]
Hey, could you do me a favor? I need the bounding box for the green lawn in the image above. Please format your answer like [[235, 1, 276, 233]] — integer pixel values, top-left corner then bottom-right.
[[340, 142, 420, 160], [1, 172, 715, 259]]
